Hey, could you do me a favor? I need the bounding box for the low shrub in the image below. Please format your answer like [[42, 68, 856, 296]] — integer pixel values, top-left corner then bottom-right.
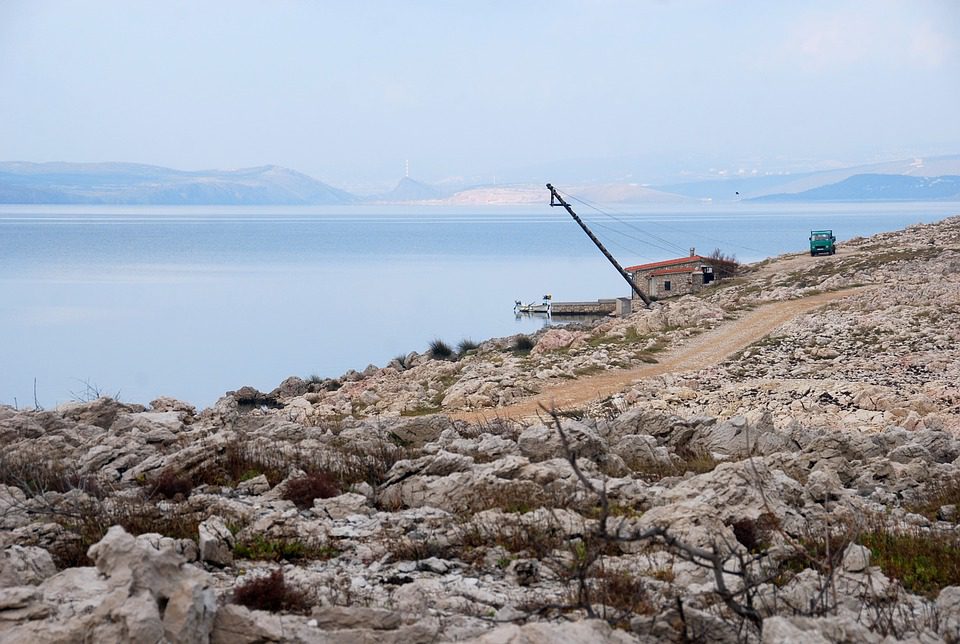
[[281, 471, 339, 509], [386, 536, 460, 563], [732, 514, 778, 553], [590, 569, 655, 618], [234, 535, 338, 562], [196, 439, 290, 488], [232, 569, 311, 614], [459, 521, 566, 560], [457, 338, 479, 355], [428, 339, 454, 360], [626, 446, 720, 481], [148, 467, 193, 500], [0, 450, 103, 498], [512, 335, 535, 353], [50, 498, 200, 568], [906, 479, 960, 522], [859, 527, 960, 597]]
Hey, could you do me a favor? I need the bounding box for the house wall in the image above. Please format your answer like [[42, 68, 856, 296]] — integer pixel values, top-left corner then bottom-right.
[[648, 272, 704, 298], [629, 258, 720, 301]]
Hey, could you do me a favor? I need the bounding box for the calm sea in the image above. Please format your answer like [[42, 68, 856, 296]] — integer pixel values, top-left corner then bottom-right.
[[2, 201, 957, 409]]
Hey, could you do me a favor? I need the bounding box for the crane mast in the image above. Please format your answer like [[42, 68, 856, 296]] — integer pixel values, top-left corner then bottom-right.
[[546, 183, 652, 307]]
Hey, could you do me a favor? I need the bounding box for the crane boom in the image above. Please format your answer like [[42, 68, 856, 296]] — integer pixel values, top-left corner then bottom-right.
[[546, 183, 652, 307]]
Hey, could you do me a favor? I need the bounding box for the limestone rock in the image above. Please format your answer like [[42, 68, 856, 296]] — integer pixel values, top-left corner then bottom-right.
[[841, 543, 871, 573], [199, 516, 235, 567], [460, 618, 638, 643], [517, 421, 604, 462], [0, 545, 56, 587]]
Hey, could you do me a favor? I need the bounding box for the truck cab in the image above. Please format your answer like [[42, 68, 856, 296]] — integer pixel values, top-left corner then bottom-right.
[[809, 230, 836, 256]]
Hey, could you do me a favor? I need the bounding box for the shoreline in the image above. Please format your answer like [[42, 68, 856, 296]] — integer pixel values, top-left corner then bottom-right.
[[3, 205, 960, 411], [1, 216, 960, 642]]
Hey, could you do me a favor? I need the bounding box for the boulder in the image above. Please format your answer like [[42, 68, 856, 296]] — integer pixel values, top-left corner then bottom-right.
[[530, 329, 586, 356], [517, 421, 605, 463], [937, 585, 960, 641], [198, 516, 235, 567], [805, 468, 843, 504], [841, 543, 871, 573], [0, 526, 217, 643], [0, 545, 56, 586]]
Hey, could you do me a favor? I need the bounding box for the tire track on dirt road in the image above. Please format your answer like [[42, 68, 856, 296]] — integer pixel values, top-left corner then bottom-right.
[[452, 287, 870, 423]]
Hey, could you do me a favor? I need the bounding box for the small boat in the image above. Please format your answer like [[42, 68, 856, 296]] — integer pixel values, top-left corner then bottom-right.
[[514, 294, 552, 316]]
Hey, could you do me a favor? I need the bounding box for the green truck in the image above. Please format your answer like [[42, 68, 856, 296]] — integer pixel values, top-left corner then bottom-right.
[[809, 230, 836, 256]]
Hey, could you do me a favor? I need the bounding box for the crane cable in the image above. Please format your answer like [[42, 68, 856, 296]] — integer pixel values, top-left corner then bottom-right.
[[558, 188, 765, 256]]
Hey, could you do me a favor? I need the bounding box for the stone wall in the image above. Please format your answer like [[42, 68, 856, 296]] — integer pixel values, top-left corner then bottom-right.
[[551, 299, 617, 315]]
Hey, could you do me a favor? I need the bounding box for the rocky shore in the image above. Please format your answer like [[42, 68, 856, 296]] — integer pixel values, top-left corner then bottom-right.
[[1, 216, 959, 643]]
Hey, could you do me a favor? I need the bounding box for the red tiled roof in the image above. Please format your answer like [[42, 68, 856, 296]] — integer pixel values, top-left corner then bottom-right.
[[650, 267, 699, 277], [625, 256, 704, 272]]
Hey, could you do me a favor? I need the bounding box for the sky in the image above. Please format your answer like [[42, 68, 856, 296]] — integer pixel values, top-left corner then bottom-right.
[[1, 0, 958, 189]]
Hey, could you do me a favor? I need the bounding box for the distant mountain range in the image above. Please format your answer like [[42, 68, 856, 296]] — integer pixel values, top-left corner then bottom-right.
[[750, 174, 960, 202], [656, 154, 960, 202], [0, 162, 355, 205], [2, 157, 960, 206]]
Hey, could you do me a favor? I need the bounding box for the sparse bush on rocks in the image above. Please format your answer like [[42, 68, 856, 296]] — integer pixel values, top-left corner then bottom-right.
[[233, 535, 337, 562], [147, 467, 194, 500], [232, 569, 311, 614], [0, 449, 103, 498], [49, 497, 200, 568], [859, 527, 960, 598], [428, 338, 454, 360], [512, 335, 535, 353], [456, 338, 479, 355], [281, 471, 339, 509]]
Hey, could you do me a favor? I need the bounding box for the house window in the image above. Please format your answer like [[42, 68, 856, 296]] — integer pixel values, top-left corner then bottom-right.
[[664, 280, 671, 292]]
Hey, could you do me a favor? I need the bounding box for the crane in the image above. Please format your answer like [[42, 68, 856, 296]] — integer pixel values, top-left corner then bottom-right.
[[546, 183, 652, 307]]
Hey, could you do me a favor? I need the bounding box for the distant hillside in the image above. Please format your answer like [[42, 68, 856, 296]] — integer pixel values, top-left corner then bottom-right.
[[751, 174, 960, 202], [440, 182, 688, 206], [657, 154, 960, 201], [0, 162, 356, 205], [375, 177, 443, 202]]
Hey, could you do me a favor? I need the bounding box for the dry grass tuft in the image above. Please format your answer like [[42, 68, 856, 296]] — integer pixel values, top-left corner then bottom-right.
[[232, 569, 311, 614]]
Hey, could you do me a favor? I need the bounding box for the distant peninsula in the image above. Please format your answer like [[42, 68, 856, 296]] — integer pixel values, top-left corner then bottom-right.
[[750, 173, 960, 203], [3, 157, 960, 205], [0, 162, 356, 205]]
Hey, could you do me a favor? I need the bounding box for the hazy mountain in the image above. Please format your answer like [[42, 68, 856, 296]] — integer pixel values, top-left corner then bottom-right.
[[751, 174, 960, 202], [438, 182, 688, 206], [656, 154, 960, 201], [374, 177, 444, 202], [0, 162, 356, 205], [572, 183, 691, 204]]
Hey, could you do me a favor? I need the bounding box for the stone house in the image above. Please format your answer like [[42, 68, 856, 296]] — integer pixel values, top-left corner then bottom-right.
[[625, 250, 731, 301]]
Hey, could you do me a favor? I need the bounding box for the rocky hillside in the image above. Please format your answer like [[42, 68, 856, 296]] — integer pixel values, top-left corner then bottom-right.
[[1, 217, 959, 642]]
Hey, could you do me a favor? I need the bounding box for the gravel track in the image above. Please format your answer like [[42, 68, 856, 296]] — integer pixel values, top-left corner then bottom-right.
[[453, 286, 871, 422]]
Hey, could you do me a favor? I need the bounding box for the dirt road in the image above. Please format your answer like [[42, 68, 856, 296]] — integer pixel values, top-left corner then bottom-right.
[[452, 287, 869, 423], [754, 245, 852, 278]]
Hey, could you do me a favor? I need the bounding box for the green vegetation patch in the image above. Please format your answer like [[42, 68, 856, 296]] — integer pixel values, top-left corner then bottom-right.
[[234, 535, 338, 562], [859, 528, 960, 597]]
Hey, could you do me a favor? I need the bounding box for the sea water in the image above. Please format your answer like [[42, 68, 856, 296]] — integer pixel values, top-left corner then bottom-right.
[[1, 201, 957, 409]]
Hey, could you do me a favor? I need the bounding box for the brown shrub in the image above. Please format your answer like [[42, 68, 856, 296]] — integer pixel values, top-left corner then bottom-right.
[[232, 569, 311, 614], [0, 450, 103, 498], [732, 514, 779, 553], [148, 468, 193, 500], [281, 471, 339, 509], [591, 569, 655, 617], [49, 498, 200, 569]]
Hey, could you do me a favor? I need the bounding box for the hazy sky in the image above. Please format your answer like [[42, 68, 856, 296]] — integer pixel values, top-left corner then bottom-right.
[[1, 0, 958, 187]]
